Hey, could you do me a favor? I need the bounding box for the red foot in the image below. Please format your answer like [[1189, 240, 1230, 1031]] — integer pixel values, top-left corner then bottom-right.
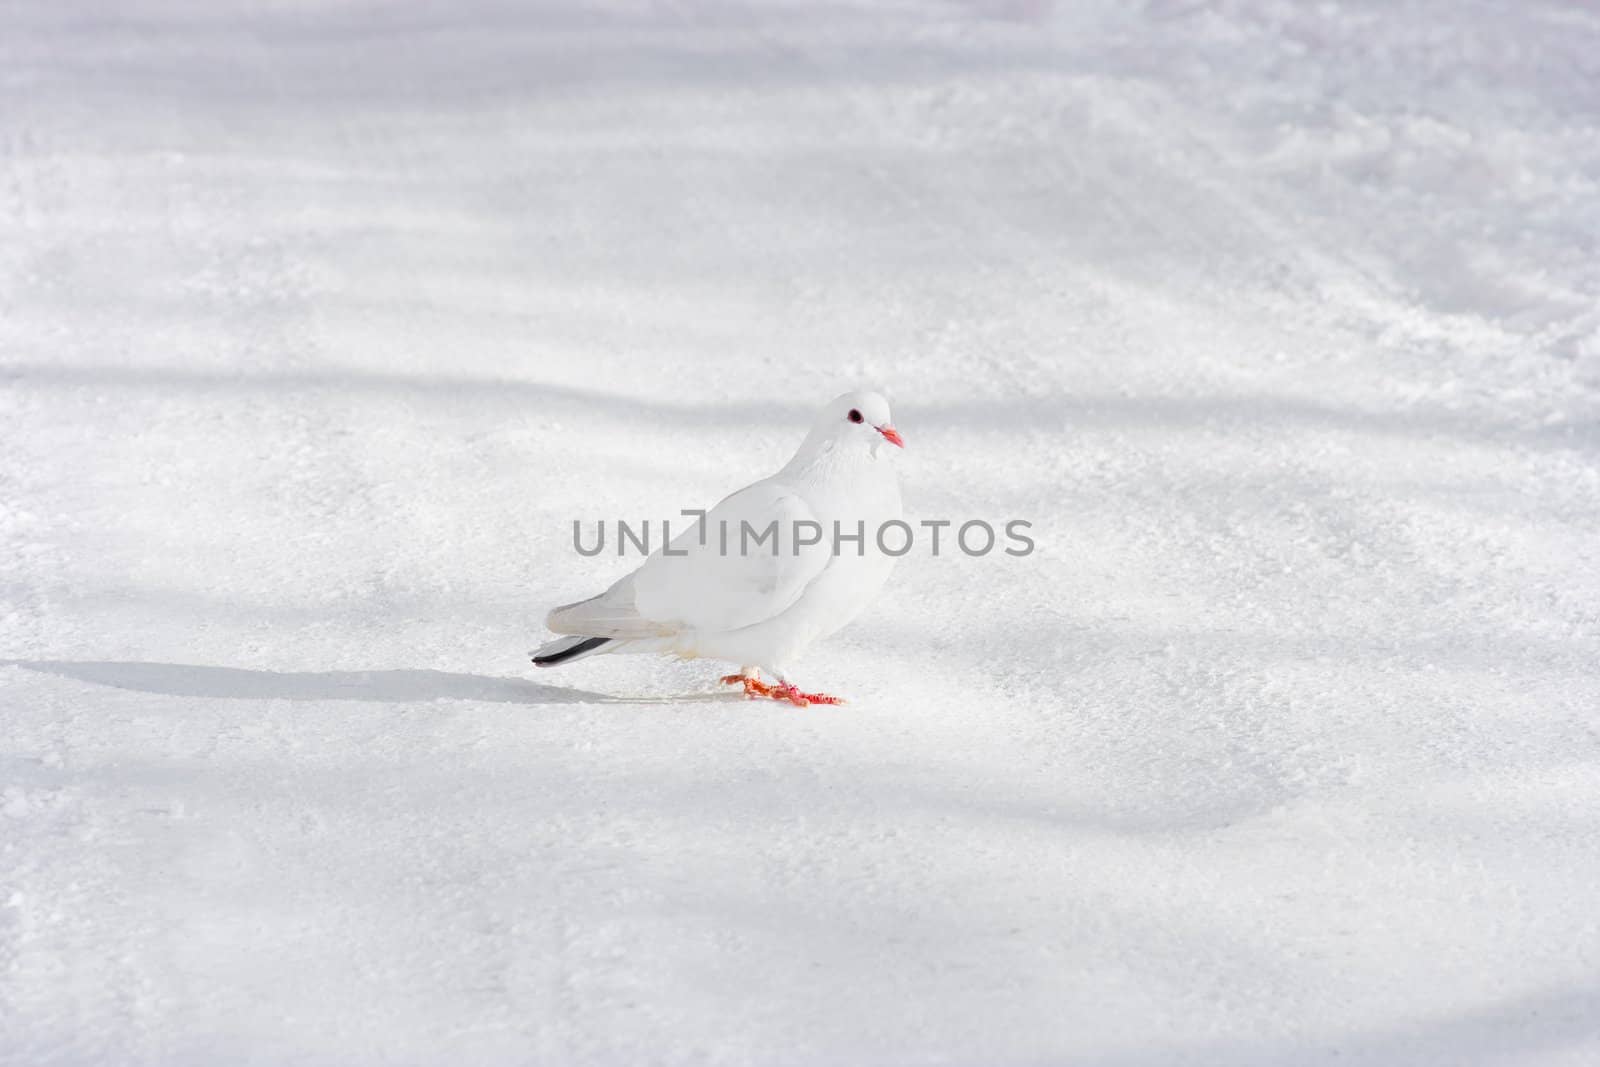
[[770, 683, 845, 708], [719, 673, 845, 707], [720, 672, 776, 699]]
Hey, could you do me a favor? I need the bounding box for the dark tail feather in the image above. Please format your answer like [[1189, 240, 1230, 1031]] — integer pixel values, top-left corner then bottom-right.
[[530, 635, 611, 667]]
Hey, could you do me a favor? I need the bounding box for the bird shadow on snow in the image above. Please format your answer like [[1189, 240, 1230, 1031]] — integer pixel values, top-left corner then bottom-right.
[[6, 661, 740, 707]]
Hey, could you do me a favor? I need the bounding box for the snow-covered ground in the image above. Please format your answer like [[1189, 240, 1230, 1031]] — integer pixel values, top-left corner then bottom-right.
[[4, 1, 1599, 1063]]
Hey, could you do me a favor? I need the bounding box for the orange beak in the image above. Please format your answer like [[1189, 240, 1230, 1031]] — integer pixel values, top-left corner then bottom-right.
[[877, 425, 904, 448]]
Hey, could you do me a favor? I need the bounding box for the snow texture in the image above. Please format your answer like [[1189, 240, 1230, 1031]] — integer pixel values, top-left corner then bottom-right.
[[3, 1, 1599, 1064]]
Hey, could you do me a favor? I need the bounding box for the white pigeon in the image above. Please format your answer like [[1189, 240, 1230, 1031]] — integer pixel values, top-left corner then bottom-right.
[[531, 390, 904, 706]]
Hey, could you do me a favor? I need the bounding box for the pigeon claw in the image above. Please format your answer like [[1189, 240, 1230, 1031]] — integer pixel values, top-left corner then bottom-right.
[[719, 672, 844, 707], [771, 683, 845, 708], [721, 672, 777, 700]]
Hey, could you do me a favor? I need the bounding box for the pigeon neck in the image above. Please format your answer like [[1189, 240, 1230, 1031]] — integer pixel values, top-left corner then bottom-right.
[[780, 431, 873, 483]]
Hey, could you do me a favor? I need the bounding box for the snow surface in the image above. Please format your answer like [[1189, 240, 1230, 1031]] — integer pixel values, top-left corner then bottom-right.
[[3, 1, 1599, 1063]]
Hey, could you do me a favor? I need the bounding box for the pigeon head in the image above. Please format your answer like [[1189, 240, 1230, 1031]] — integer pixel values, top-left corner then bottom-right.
[[817, 390, 904, 451]]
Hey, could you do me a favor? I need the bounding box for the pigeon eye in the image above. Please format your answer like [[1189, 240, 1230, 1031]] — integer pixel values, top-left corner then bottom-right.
[[847, 409, 863, 424]]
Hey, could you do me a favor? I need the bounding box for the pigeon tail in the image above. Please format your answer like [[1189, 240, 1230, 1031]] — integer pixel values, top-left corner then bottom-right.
[[530, 635, 612, 667]]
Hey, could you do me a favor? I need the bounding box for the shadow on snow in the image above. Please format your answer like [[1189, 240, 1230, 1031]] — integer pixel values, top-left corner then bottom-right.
[[5, 660, 737, 706]]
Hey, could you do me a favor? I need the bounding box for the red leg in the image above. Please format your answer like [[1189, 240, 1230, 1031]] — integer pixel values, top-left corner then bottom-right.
[[720, 672, 776, 699]]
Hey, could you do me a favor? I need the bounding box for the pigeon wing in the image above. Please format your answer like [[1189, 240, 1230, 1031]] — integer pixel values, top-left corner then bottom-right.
[[547, 482, 830, 638], [633, 483, 830, 633]]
